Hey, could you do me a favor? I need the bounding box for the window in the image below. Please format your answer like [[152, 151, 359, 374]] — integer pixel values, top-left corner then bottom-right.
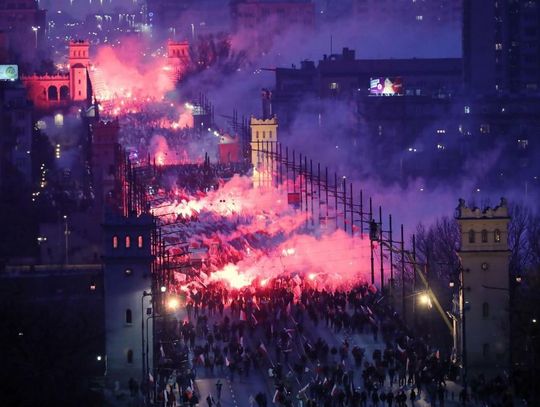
[[468, 230, 475, 243], [494, 229, 501, 243], [329, 82, 339, 90], [125, 236, 131, 248], [495, 43, 502, 50], [125, 309, 132, 324], [112, 235, 118, 249], [481, 229, 488, 243], [269, 130, 273, 137], [480, 124, 490, 134], [482, 302, 489, 318], [464, 106, 470, 114], [127, 349, 133, 363], [138, 235, 143, 248]]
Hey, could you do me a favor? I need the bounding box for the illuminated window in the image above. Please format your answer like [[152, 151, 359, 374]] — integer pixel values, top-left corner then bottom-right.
[[518, 139, 529, 149], [138, 235, 143, 248], [125, 309, 132, 324], [125, 236, 131, 248], [127, 349, 133, 363], [468, 230, 475, 243], [495, 43, 502, 50], [464, 106, 470, 114], [112, 235, 118, 248], [494, 229, 501, 243], [483, 302, 489, 318], [329, 82, 339, 90], [481, 229, 488, 243], [416, 15, 423, 21], [480, 124, 490, 134]]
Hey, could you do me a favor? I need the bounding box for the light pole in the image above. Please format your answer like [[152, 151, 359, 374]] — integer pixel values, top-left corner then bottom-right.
[[141, 290, 152, 392], [63, 215, 70, 264], [32, 26, 40, 49]]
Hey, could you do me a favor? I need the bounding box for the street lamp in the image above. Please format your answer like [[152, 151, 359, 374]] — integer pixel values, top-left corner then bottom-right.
[[31, 26, 40, 49], [141, 290, 152, 392], [63, 215, 70, 264]]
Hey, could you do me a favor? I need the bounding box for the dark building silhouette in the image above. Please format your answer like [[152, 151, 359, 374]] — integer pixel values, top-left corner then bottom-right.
[[463, 0, 540, 95]]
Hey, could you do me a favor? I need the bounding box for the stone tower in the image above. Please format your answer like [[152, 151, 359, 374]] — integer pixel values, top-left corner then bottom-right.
[[455, 198, 511, 375], [250, 116, 278, 188], [103, 213, 155, 392], [69, 40, 90, 101]]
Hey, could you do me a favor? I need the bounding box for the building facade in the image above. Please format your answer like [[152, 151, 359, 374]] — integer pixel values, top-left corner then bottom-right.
[[0, 0, 46, 63], [22, 40, 91, 109], [250, 116, 278, 187], [456, 198, 511, 375], [103, 213, 155, 392], [463, 0, 540, 95]]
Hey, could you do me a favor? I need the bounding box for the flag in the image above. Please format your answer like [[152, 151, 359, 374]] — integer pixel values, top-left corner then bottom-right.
[[259, 342, 268, 355], [273, 389, 279, 404]]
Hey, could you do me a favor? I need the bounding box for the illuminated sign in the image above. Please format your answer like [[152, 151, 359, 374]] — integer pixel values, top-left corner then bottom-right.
[[370, 77, 403, 96], [0, 65, 18, 81]]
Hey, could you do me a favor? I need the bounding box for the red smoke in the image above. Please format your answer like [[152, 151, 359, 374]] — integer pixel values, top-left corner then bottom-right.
[[152, 175, 381, 291]]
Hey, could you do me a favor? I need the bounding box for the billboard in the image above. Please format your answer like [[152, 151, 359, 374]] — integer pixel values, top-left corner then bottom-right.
[[0, 65, 18, 81], [370, 77, 403, 96]]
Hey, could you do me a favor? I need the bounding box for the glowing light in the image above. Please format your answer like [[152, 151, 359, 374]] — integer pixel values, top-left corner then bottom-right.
[[419, 293, 432, 307], [308, 273, 316, 281], [167, 297, 180, 310]]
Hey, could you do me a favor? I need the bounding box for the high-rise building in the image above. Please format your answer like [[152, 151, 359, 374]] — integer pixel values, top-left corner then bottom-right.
[[463, 0, 540, 95], [0, 0, 46, 63]]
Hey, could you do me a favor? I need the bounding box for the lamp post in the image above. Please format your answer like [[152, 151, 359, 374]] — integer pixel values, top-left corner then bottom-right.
[[31, 26, 40, 49], [141, 290, 152, 391], [63, 215, 70, 264]]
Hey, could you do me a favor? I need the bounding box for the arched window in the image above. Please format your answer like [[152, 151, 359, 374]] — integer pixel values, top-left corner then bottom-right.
[[125, 309, 132, 324], [494, 229, 501, 243], [59, 85, 69, 101], [47, 86, 58, 101], [482, 302, 489, 318], [468, 230, 475, 243], [138, 235, 143, 248], [127, 349, 133, 363], [112, 235, 118, 249], [481, 229, 488, 243], [125, 236, 131, 248]]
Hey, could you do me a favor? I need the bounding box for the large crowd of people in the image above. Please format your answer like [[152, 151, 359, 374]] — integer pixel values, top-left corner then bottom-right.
[[146, 275, 514, 407]]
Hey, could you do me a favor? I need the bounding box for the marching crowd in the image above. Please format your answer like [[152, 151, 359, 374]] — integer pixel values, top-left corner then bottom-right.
[[151, 276, 514, 407]]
